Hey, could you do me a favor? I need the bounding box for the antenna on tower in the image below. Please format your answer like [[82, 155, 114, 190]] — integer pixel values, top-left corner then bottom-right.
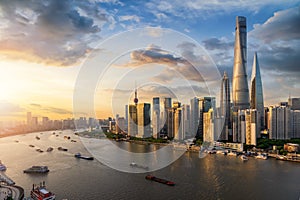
[[134, 81, 138, 106]]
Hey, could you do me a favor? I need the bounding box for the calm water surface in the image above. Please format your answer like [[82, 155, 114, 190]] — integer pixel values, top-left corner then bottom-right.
[[0, 130, 299, 200]]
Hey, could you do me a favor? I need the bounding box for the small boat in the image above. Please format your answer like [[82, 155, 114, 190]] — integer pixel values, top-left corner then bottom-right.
[[0, 160, 7, 171], [276, 155, 286, 160], [240, 155, 248, 161], [255, 153, 268, 160], [228, 151, 238, 156], [145, 175, 175, 186], [30, 181, 55, 200], [36, 136, 40, 140], [130, 162, 149, 170], [74, 153, 94, 160], [57, 147, 68, 151], [36, 149, 44, 153], [29, 144, 35, 148], [24, 166, 49, 173], [46, 147, 54, 152]]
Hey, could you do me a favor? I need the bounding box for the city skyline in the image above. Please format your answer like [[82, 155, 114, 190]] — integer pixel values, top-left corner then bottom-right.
[[0, 1, 299, 122]]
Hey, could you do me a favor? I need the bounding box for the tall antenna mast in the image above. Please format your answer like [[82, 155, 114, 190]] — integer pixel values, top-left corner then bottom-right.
[[134, 81, 138, 106]]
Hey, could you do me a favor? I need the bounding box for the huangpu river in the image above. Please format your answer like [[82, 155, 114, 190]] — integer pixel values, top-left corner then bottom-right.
[[0, 130, 299, 200]]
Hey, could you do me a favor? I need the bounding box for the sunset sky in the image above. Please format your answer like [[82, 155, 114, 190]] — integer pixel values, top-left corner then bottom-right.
[[0, 0, 299, 123]]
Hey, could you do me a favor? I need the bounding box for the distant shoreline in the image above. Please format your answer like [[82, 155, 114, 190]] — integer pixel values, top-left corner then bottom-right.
[[0, 131, 28, 139]]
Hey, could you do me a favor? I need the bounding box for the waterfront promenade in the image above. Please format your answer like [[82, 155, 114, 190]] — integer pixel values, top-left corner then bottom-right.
[[0, 185, 24, 200], [0, 173, 24, 200]]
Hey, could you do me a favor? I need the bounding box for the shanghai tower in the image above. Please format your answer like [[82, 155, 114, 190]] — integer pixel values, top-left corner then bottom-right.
[[232, 16, 250, 111], [250, 52, 264, 137]]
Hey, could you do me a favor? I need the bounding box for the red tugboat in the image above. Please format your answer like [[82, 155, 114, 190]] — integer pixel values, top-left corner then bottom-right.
[[145, 175, 175, 186], [30, 181, 56, 200]]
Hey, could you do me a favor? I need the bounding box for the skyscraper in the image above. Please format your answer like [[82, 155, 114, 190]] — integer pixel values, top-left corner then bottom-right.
[[190, 97, 199, 137], [198, 97, 216, 138], [27, 112, 32, 126], [250, 52, 264, 137], [152, 97, 160, 138], [220, 71, 231, 140], [163, 97, 172, 137], [137, 103, 151, 138], [182, 104, 190, 139], [173, 102, 183, 141], [128, 105, 137, 137], [232, 16, 250, 111]]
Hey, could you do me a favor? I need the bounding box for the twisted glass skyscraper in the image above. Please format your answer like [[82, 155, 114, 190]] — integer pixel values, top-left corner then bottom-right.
[[232, 16, 250, 111]]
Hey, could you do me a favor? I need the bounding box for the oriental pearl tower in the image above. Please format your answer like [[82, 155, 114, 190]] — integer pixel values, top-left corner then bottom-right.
[[134, 84, 138, 106]]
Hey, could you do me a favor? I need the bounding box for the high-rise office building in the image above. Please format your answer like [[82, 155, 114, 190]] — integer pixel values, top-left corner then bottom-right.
[[198, 97, 216, 138], [128, 105, 138, 137], [125, 105, 128, 132], [220, 71, 231, 140], [137, 103, 151, 138], [268, 105, 290, 140], [152, 97, 160, 138], [203, 108, 215, 144], [245, 109, 257, 146], [250, 52, 264, 138], [116, 117, 126, 134], [190, 97, 199, 137], [173, 103, 183, 141], [288, 97, 300, 110], [31, 117, 38, 127], [232, 16, 250, 111], [290, 110, 300, 139], [163, 97, 172, 137], [182, 104, 190, 139], [27, 112, 32, 126]]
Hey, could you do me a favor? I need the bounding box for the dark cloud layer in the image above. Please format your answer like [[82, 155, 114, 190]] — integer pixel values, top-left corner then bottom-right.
[[250, 7, 300, 43], [202, 38, 233, 51], [0, 0, 107, 66], [117, 45, 205, 83]]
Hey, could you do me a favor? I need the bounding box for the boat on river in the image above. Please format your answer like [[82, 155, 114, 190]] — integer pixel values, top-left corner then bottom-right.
[[145, 175, 175, 186], [24, 166, 49, 173], [30, 181, 55, 200], [74, 153, 94, 160]]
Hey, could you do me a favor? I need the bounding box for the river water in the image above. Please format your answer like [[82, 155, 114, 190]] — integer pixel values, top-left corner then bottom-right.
[[0, 130, 299, 200]]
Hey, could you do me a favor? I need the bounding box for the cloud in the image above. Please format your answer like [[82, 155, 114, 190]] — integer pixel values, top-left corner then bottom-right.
[[27, 103, 72, 115], [202, 38, 234, 51], [0, 0, 108, 66], [0, 101, 24, 117], [119, 15, 140, 23], [115, 44, 205, 83], [248, 7, 300, 76], [250, 7, 300, 43], [146, 0, 299, 19]]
